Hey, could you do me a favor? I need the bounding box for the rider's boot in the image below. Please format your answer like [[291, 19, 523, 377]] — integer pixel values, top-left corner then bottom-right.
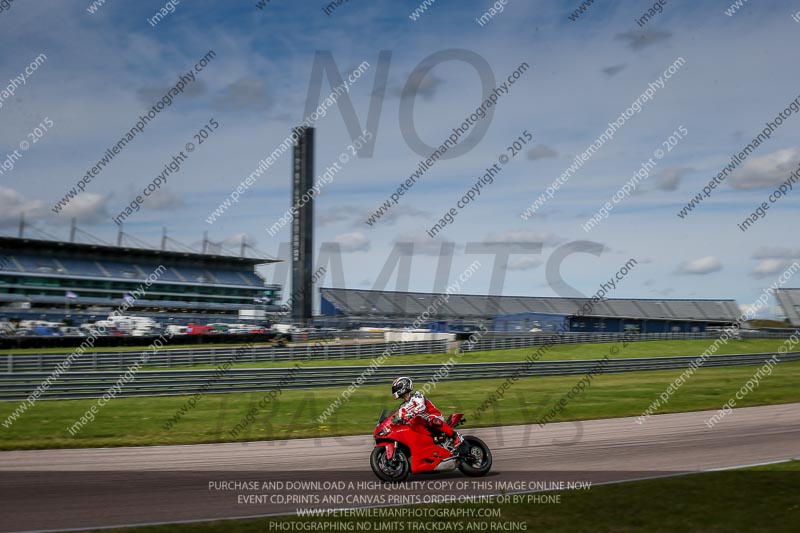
[[444, 432, 463, 451]]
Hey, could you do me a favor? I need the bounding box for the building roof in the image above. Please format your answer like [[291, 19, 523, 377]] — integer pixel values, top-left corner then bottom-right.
[[320, 288, 741, 322], [0, 236, 278, 266], [776, 289, 800, 326]]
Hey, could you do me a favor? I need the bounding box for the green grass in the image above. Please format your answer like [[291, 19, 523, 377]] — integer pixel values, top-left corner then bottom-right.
[[98, 460, 800, 532], [147, 338, 792, 370], [2, 360, 798, 450]]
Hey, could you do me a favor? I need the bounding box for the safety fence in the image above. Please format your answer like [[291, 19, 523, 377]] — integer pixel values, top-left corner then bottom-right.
[[0, 351, 795, 401], [0, 340, 446, 373], [0, 330, 792, 374], [459, 330, 794, 352]]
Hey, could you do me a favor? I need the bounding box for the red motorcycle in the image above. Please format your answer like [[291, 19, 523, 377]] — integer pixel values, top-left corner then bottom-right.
[[370, 410, 492, 482]]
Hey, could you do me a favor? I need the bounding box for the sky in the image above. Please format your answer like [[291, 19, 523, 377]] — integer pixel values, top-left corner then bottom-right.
[[0, 0, 798, 317]]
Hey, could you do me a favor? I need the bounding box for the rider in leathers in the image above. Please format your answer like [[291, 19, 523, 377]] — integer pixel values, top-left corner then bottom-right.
[[392, 376, 463, 450]]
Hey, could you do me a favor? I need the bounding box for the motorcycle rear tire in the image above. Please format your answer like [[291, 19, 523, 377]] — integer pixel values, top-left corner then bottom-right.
[[457, 436, 492, 477]]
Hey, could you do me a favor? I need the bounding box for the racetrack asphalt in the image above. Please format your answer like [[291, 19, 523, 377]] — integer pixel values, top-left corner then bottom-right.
[[0, 402, 797, 532]]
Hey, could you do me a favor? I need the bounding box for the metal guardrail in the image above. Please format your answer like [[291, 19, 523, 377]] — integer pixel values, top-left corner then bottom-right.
[[290, 331, 384, 342], [0, 331, 792, 373], [460, 330, 795, 352], [0, 340, 446, 373], [1, 352, 795, 401]]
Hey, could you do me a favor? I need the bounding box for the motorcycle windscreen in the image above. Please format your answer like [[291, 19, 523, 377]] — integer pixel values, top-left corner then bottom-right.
[[376, 408, 394, 425]]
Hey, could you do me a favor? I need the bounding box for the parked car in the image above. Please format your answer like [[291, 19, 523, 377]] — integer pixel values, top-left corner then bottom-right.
[[185, 324, 214, 335]]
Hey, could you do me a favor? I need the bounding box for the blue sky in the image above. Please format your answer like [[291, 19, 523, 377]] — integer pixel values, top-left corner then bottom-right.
[[0, 0, 798, 316]]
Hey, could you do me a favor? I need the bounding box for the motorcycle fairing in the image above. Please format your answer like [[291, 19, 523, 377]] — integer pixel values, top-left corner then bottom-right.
[[373, 411, 457, 474]]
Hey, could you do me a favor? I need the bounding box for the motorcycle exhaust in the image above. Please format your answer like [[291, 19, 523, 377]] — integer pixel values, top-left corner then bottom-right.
[[434, 457, 458, 472]]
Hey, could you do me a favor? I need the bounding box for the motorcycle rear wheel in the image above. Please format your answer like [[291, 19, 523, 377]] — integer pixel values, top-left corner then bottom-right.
[[457, 436, 492, 477], [370, 446, 410, 482]]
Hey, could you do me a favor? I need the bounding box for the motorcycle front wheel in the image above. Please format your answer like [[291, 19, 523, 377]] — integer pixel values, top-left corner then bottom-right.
[[457, 436, 492, 477], [370, 445, 410, 482]]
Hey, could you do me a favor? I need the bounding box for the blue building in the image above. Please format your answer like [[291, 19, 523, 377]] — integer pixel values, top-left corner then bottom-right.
[[319, 288, 741, 333]]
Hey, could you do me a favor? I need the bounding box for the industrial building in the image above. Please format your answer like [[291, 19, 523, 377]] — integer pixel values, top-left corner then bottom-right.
[[776, 289, 800, 326], [319, 288, 741, 333]]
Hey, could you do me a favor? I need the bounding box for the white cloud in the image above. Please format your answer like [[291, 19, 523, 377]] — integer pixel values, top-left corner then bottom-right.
[[51, 193, 109, 224], [750, 259, 794, 279], [222, 232, 258, 248], [142, 188, 184, 210], [333, 232, 371, 252], [484, 230, 564, 247], [738, 303, 780, 320], [506, 257, 541, 271], [675, 256, 722, 275], [318, 205, 358, 225], [0, 187, 43, 227], [729, 147, 800, 190], [656, 167, 691, 191], [356, 205, 429, 227], [390, 236, 457, 256], [214, 78, 271, 111]]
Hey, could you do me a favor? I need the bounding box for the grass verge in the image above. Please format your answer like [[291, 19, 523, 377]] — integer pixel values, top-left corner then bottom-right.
[[1, 361, 798, 450]]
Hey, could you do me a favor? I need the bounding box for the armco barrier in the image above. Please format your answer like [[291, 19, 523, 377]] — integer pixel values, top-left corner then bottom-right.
[[0, 330, 792, 373], [0, 340, 446, 373], [460, 330, 794, 352], [0, 352, 796, 401]]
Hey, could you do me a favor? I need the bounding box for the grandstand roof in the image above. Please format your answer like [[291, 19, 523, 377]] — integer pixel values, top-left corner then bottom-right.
[[776, 289, 800, 326], [320, 288, 741, 322], [0, 236, 278, 266]]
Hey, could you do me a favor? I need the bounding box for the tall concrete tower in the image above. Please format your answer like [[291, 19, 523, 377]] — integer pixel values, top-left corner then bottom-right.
[[291, 126, 314, 324]]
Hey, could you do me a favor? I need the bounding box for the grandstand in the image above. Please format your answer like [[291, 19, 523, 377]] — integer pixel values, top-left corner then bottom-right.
[[319, 288, 741, 333], [0, 236, 281, 324], [776, 289, 800, 326]]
